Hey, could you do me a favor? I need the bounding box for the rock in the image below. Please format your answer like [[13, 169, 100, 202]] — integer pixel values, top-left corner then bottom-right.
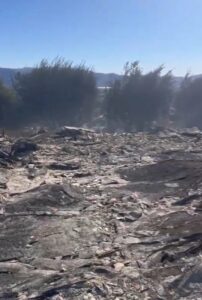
[[55, 126, 94, 139], [180, 127, 202, 138], [122, 267, 140, 279], [123, 237, 141, 245], [83, 293, 96, 300], [171, 263, 202, 297], [118, 159, 202, 197], [73, 171, 92, 178], [114, 262, 125, 272], [113, 287, 124, 296], [5, 183, 85, 214], [0, 149, 13, 167], [10, 139, 39, 157], [141, 155, 154, 163], [0, 149, 10, 161], [48, 160, 80, 171]]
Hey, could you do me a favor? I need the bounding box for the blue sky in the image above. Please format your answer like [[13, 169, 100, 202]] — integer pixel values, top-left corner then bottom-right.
[[0, 0, 202, 75]]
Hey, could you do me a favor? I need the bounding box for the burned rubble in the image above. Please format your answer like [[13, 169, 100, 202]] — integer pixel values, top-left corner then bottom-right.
[[0, 128, 202, 299]]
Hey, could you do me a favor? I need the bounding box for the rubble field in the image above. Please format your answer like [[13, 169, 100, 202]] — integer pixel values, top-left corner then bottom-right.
[[1, 127, 202, 299]]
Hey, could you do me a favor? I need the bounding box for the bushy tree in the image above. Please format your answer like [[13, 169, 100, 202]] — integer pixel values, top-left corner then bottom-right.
[[14, 58, 97, 126], [0, 80, 16, 127], [105, 62, 173, 131], [175, 75, 202, 128]]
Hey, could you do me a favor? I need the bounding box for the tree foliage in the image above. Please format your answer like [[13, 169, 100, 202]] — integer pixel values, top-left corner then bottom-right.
[[105, 62, 173, 131], [2, 59, 202, 132], [13, 58, 97, 126], [0, 80, 16, 127], [175, 75, 202, 128]]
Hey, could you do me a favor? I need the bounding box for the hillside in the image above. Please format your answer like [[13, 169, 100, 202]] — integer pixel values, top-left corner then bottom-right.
[[0, 67, 31, 86]]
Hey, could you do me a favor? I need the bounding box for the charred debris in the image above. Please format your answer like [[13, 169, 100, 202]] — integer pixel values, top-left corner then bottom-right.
[[0, 126, 201, 299]]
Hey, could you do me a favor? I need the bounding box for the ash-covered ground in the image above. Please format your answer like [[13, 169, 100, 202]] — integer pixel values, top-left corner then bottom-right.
[[1, 127, 202, 299]]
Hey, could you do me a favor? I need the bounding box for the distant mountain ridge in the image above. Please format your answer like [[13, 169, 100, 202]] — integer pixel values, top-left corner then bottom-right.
[[0, 67, 31, 86], [94, 72, 122, 87], [0, 67, 122, 88], [0, 67, 202, 88]]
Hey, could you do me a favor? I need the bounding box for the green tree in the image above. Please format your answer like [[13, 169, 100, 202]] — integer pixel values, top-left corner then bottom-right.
[[175, 75, 202, 128], [14, 58, 97, 127], [105, 62, 173, 131], [0, 80, 16, 127]]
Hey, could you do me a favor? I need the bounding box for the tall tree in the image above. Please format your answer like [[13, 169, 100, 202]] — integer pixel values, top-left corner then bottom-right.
[[0, 80, 16, 127], [14, 58, 97, 126], [175, 75, 202, 128], [105, 62, 173, 131]]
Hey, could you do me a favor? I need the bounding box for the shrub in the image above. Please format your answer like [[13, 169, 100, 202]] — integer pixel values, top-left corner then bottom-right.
[[0, 80, 16, 127], [14, 58, 97, 127], [175, 75, 202, 128], [105, 62, 173, 131]]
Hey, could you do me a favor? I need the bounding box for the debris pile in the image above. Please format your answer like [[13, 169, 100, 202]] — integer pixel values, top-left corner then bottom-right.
[[0, 128, 202, 299]]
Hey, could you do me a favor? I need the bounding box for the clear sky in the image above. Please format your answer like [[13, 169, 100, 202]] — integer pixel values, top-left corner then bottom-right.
[[1, 0, 202, 75]]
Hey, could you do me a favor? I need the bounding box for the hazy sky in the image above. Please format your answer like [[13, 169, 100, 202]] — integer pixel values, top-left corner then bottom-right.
[[1, 0, 202, 75]]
